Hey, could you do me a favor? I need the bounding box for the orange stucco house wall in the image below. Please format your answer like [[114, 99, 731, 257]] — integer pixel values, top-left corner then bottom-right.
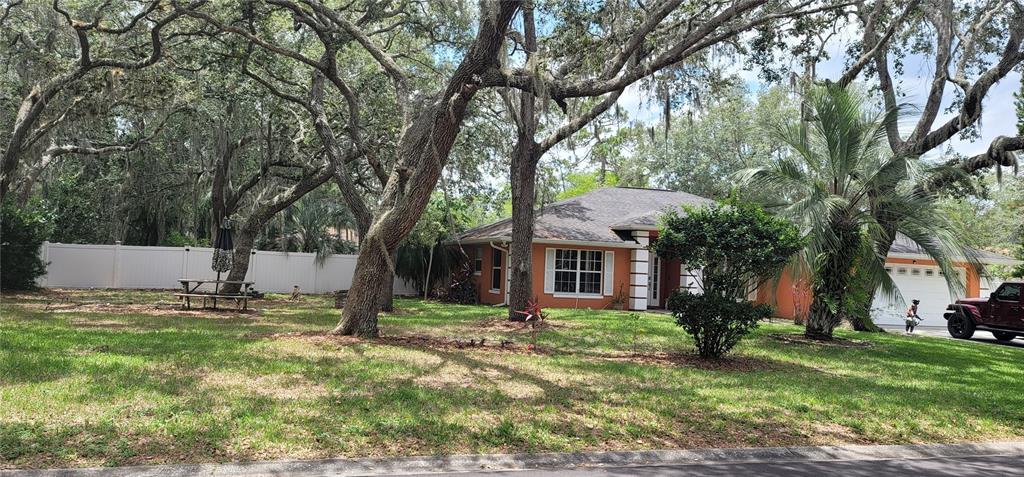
[[756, 257, 982, 320], [470, 231, 688, 311], [474, 243, 634, 309]]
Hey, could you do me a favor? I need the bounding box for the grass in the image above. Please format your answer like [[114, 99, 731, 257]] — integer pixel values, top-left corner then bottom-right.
[[2, 289, 1023, 469]]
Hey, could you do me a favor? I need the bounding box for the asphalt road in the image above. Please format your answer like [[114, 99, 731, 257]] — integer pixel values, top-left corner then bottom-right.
[[402, 455, 1024, 477]]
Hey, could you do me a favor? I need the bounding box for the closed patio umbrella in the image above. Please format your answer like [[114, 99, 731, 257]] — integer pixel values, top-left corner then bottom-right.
[[212, 217, 234, 297]]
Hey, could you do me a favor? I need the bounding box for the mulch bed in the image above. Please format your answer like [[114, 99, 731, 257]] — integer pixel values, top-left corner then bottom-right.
[[255, 331, 783, 370], [768, 333, 874, 348], [254, 331, 544, 354], [377, 335, 542, 353], [472, 317, 572, 333]]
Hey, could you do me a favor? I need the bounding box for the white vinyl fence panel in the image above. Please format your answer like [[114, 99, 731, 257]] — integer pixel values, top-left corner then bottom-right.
[[37, 242, 415, 295]]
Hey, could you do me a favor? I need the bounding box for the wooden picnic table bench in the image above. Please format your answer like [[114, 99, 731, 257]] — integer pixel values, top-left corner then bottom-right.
[[176, 278, 255, 310]]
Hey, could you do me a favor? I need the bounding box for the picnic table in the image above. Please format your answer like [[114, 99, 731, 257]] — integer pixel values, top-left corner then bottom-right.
[[176, 278, 255, 310]]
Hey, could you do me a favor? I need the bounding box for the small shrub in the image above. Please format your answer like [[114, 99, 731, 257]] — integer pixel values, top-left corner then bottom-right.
[[654, 199, 802, 359], [668, 292, 771, 358], [1, 203, 50, 290]]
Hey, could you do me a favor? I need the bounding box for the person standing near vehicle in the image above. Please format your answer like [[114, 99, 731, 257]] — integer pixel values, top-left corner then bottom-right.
[[906, 299, 922, 333]]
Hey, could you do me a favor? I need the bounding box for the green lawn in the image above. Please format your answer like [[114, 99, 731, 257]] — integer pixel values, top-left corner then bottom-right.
[[2, 289, 1023, 469]]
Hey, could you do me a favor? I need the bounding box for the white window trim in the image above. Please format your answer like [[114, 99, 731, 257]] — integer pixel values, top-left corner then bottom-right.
[[473, 247, 483, 276], [552, 248, 604, 297], [490, 248, 502, 293]]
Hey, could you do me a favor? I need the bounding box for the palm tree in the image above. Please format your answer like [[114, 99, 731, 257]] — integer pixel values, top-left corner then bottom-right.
[[738, 84, 970, 339], [256, 198, 358, 264]]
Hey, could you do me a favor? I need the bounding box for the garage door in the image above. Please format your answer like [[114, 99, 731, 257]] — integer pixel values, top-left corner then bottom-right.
[[871, 265, 966, 326]]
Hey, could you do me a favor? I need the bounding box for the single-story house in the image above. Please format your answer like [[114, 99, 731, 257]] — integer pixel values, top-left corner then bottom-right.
[[457, 187, 1020, 323]]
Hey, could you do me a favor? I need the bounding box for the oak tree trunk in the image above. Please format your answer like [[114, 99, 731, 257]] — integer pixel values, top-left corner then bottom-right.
[[508, 143, 538, 320], [333, 228, 391, 337], [507, 1, 538, 321], [219, 167, 334, 294], [331, 1, 519, 337], [221, 229, 255, 294], [379, 249, 396, 312]]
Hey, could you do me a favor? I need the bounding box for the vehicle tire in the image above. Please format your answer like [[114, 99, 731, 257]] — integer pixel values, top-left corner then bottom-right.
[[992, 331, 1016, 342], [947, 311, 975, 339]]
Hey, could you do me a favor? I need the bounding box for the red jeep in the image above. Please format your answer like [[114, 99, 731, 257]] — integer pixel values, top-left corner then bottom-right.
[[944, 280, 1024, 341]]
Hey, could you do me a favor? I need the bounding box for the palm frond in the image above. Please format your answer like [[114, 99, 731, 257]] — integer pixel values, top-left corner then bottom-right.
[[739, 83, 979, 331]]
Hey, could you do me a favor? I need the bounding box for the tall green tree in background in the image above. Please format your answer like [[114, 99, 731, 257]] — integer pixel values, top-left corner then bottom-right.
[[739, 85, 969, 339], [631, 84, 799, 199], [1012, 82, 1024, 278], [0, 1, 196, 201], [939, 79, 1024, 280]]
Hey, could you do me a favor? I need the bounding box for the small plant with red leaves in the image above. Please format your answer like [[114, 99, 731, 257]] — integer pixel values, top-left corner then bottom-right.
[[513, 300, 547, 350], [514, 300, 547, 324]]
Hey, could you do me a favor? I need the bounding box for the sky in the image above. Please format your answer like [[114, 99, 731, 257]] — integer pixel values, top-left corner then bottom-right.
[[611, 37, 1022, 162]]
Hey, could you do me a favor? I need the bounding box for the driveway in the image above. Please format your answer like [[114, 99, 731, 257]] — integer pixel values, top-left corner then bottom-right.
[[878, 324, 953, 338], [878, 324, 1024, 348]]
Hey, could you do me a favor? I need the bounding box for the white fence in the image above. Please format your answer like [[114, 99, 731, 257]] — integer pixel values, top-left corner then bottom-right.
[[36, 242, 416, 295]]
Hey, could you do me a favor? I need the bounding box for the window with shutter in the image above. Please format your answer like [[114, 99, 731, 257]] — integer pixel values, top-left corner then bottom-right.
[[552, 248, 604, 296]]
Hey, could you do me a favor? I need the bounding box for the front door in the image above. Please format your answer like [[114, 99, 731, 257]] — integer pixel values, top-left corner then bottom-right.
[[990, 283, 1022, 327], [648, 256, 661, 307]]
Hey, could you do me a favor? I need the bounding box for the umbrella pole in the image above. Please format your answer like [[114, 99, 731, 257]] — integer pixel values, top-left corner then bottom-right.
[[215, 271, 221, 309]]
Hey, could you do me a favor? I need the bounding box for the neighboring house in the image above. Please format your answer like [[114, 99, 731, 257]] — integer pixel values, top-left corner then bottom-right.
[[326, 226, 360, 244], [457, 187, 1020, 323]]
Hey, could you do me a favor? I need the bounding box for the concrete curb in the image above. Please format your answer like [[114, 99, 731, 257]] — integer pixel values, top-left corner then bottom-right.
[[4, 441, 1024, 477]]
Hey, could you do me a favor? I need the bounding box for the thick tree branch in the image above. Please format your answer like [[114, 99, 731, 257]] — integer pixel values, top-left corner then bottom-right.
[[909, 16, 1024, 156], [41, 107, 182, 161], [835, 0, 919, 88], [924, 135, 1022, 192], [0, 0, 22, 27], [297, 0, 411, 122], [175, 2, 323, 71], [538, 89, 626, 155], [481, 0, 847, 100], [600, 0, 684, 80], [307, 71, 374, 237], [13, 108, 183, 196], [952, 0, 1010, 85], [905, 0, 955, 147], [1, 1, 195, 200]]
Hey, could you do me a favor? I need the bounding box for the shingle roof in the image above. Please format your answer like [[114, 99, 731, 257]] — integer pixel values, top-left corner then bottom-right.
[[458, 187, 715, 245], [889, 234, 1018, 265]]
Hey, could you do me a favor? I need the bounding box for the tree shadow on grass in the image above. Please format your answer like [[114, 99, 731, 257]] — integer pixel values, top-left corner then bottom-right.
[[312, 345, 820, 452], [4, 301, 1024, 469]]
